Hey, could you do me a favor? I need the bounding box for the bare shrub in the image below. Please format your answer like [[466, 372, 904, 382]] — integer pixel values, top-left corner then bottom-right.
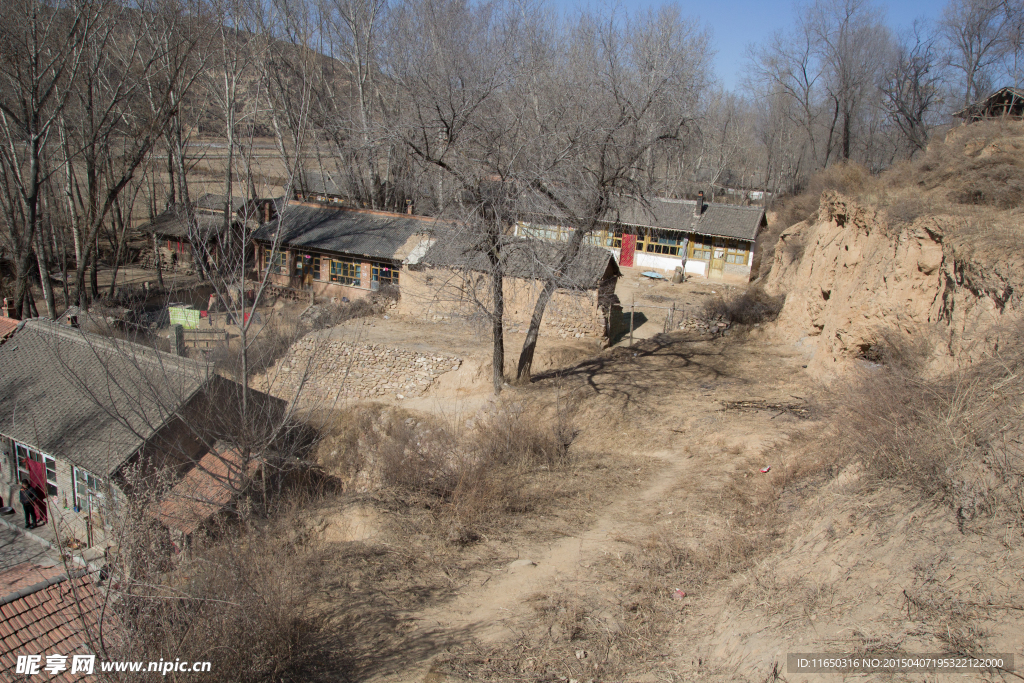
[[107, 499, 331, 682], [315, 397, 579, 542], [828, 326, 1024, 523], [472, 396, 578, 470], [703, 286, 785, 325], [773, 162, 875, 227]]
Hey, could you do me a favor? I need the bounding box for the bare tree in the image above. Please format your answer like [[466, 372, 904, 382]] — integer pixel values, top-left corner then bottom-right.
[[882, 23, 944, 154], [940, 0, 1014, 107]]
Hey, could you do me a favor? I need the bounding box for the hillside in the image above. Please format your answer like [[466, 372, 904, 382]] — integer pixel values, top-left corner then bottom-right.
[[762, 121, 1024, 380]]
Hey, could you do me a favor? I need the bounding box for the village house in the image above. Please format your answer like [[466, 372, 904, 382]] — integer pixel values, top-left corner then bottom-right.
[[0, 319, 281, 548], [954, 87, 1024, 122], [515, 192, 766, 281], [399, 231, 623, 342], [138, 194, 279, 274], [252, 201, 438, 301]]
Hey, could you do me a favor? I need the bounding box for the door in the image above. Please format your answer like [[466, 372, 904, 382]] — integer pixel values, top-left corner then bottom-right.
[[710, 248, 725, 279], [619, 233, 636, 267]]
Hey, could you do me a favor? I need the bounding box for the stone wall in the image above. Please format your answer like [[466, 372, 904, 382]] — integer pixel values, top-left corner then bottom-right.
[[266, 337, 462, 404], [398, 267, 611, 340]]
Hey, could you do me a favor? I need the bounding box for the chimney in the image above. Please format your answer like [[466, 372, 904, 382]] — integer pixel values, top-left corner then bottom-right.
[[695, 191, 705, 218], [406, 199, 413, 215]]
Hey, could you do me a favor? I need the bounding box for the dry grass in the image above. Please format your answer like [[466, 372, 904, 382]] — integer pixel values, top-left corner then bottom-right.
[[314, 393, 583, 543], [824, 325, 1024, 525], [704, 286, 786, 325]]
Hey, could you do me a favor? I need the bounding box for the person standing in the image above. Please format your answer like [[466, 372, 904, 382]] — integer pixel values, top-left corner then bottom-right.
[[19, 480, 38, 529]]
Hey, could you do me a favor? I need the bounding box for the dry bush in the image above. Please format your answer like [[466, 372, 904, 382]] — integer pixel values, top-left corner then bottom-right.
[[315, 397, 579, 542], [703, 286, 786, 325], [109, 505, 332, 682], [773, 162, 875, 228], [827, 326, 1024, 524], [472, 396, 578, 470]]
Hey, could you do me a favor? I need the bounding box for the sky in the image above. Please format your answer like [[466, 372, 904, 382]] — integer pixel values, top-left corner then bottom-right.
[[551, 0, 946, 91]]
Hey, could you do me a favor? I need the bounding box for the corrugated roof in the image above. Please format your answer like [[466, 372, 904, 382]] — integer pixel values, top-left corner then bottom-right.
[[421, 230, 620, 290], [612, 196, 765, 241], [252, 202, 439, 261], [0, 565, 108, 682], [154, 447, 256, 536], [0, 320, 212, 477]]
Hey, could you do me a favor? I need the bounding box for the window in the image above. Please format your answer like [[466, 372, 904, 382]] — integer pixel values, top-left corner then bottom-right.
[[265, 250, 287, 275], [371, 263, 399, 286], [313, 255, 322, 280], [16, 443, 58, 497], [643, 229, 685, 256], [689, 234, 713, 260], [329, 258, 361, 285], [73, 466, 104, 511], [723, 240, 749, 265]]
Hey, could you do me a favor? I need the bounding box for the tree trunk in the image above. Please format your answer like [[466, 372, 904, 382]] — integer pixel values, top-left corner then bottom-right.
[[34, 230, 56, 319], [515, 279, 557, 381], [154, 233, 164, 287], [490, 266, 505, 395]]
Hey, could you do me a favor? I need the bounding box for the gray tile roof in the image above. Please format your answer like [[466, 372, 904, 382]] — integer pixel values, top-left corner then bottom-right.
[[137, 206, 233, 241], [0, 320, 212, 477], [421, 230, 620, 290], [252, 202, 439, 261], [612, 197, 765, 242]]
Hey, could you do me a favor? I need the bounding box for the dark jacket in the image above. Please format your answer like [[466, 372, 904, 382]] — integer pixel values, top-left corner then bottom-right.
[[19, 488, 37, 506]]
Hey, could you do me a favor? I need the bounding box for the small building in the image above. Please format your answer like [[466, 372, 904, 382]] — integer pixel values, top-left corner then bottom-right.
[[138, 205, 239, 274], [153, 446, 257, 547], [516, 193, 766, 281], [0, 320, 281, 548], [0, 563, 109, 679], [399, 232, 623, 341], [252, 201, 438, 301], [954, 87, 1024, 122]]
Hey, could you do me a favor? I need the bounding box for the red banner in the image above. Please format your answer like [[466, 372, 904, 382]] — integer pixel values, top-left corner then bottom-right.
[[26, 459, 47, 523], [619, 233, 636, 267]]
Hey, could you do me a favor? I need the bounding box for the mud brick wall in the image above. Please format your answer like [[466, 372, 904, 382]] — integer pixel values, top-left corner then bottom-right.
[[266, 338, 462, 404]]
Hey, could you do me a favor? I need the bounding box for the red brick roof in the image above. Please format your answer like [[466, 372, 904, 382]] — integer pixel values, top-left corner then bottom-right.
[[0, 316, 19, 342], [0, 564, 107, 682], [155, 448, 255, 536]]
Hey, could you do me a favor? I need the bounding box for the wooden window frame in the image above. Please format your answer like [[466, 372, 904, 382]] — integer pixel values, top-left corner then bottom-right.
[[371, 262, 399, 285], [329, 258, 361, 286]]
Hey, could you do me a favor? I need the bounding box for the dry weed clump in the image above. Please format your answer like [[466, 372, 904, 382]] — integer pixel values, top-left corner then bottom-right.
[[773, 161, 875, 228], [111, 506, 332, 682], [827, 326, 1024, 525], [703, 286, 786, 325], [315, 397, 580, 542]]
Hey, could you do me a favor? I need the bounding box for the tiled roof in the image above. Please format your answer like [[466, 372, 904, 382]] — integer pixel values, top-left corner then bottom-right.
[[0, 319, 212, 476], [154, 448, 256, 536], [421, 231, 620, 290], [193, 193, 247, 213], [0, 316, 18, 343], [612, 196, 765, 241], [252, 202, 440, 261], [137, 206, 234, 240], [0, 565, 107, 682]]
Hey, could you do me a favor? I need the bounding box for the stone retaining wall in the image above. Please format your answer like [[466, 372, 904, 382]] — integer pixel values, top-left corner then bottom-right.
[[267, 337, 462, 404]]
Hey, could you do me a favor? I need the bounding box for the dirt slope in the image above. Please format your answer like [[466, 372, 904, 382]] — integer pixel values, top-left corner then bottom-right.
[[762, 191, 1023, 380]]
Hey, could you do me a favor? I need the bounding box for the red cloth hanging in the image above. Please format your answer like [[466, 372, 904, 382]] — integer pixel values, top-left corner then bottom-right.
[[26, 459, 47, 523]]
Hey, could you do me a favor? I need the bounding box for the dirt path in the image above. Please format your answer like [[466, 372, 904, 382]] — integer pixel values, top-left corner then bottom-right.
[[352, 330, 816, 683]]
